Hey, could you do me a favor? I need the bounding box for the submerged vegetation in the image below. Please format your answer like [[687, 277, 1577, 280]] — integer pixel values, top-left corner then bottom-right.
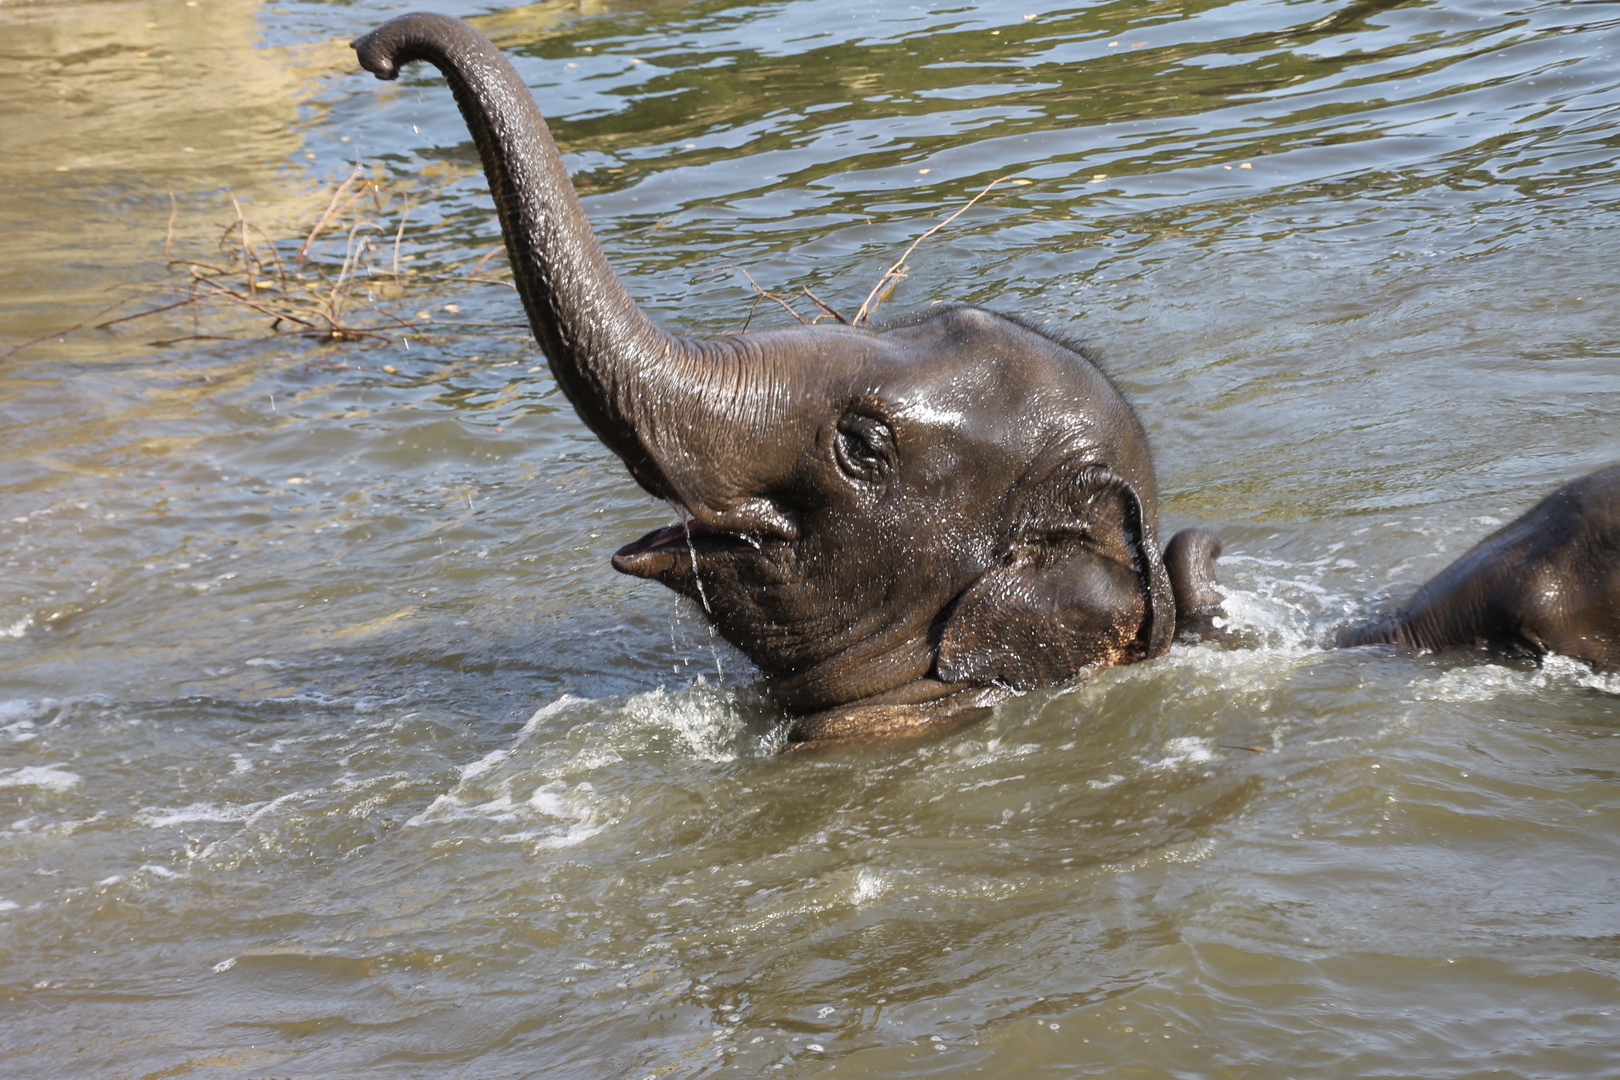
[[1, 167, 525, 361], [2, 169, 1025, 361]]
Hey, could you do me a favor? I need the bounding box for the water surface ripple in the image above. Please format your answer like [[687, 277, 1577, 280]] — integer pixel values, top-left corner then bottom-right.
[[2, 0, 1619, 1076]]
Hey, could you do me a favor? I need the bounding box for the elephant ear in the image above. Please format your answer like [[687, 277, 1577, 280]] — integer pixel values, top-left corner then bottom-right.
[[936, 465, 1174, 691]]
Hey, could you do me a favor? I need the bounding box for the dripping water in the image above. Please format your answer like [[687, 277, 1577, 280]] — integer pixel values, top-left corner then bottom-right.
[[678, 506, 725, 681], [681, 511, 712, 615]]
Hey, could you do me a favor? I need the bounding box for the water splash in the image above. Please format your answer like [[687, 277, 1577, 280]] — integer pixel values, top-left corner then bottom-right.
[[850, 868, 887, 905], [708, 625, 725, 683], [1143, 736, 1216, 771], [0, 765, 81, 792], [1214, 550, 1366, 653], [671, 505, 727, 682], [1411, 654, 1620, 703]]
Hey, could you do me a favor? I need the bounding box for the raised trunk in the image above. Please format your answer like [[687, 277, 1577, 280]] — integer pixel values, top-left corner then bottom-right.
[[353, 12, 705, 502]]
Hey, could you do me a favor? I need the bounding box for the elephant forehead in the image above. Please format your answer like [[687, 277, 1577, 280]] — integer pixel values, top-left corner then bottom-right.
[[876, 354, 1139, 472], [871, 311, 1134, 424], [735, 312, 1149, 480], [884, 367, 1122, 438]]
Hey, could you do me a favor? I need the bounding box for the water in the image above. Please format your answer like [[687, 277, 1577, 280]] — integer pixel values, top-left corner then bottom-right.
[[3, 0, 1620, 1074]]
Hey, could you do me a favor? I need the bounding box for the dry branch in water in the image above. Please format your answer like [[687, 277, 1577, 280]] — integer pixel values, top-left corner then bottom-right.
[[1, 168, 524, 361], [696, 266, 850, 333], [852, 175, 1014, 326], [701, 176, 1021, 333], [6, 171, 1025, 361]]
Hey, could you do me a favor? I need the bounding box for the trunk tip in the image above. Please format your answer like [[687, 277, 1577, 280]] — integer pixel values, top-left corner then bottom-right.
[[354, 13, 480, 82], [352, 27, 401, 80]]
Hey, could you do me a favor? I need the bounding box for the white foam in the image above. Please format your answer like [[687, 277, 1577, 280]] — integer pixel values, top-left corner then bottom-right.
[[1411, 654, 1620, 703], [1413, 664, 1537, 703], [1216, 547, 1372, 652], [528, 782, 580, 817], [1145, 736, 1215, 770], [405, 793, 465, 827], [498, 819, 606, 849], [1220, 582, 1331, 653], [524, 781, 608, 851], [244, 790, 316, 825], [519, 694, 583, 736], [1547, 654, 1620, 696], [620, 687, 748, 762], [458, 748, 509, 781], [851, 869, 887, 905], [0, 765, 81, 792], [2, 615, 32, 640], [407, 777, 611, 850], [135, 801, 254, 828], [410, 689, 768, 854]]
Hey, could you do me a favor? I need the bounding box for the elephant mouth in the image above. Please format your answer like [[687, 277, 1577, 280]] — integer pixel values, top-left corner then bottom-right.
[[611, 520, 763, 579]]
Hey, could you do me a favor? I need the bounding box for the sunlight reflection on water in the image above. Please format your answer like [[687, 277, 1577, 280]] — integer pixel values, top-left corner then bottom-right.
[[2, 0, 1619, 1076]]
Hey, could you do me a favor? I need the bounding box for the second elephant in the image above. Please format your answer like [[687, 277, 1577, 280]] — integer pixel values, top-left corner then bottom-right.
[[1340, 465, 1620, 672]]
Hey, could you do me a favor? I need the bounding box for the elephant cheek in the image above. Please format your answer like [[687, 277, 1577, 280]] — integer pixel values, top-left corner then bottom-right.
[[936, 552, 1147, 691]]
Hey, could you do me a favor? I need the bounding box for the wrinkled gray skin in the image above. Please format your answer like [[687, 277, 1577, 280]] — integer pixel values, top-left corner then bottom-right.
[[1340, 465, 1620, 672], [354, 13, 1227, 743]]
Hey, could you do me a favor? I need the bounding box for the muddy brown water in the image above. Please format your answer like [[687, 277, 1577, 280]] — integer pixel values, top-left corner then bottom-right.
[[3, 0, 1620, 1076]]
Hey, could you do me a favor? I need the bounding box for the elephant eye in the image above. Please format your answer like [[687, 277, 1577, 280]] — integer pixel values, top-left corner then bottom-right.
[[833, 412, 894, 482]]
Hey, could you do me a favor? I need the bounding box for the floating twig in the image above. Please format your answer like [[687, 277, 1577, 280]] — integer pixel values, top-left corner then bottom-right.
[[297, 167, 364, 270], [147, 334, 243, 347], [1, 168, 527, 357], [164, 191, 177, 261], [853, 175, 1013, 326], [96, 295, 201, 329], [800, 287, 848, 325], [393, 198, 412, 278], [469, 244, 505, 276], [699, 265, 853, 332], [0, 295, 137, 361], [231, 194, 260, 297]]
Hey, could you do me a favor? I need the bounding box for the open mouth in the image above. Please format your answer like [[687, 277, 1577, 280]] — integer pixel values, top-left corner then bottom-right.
[[610, 519, 759, 579]]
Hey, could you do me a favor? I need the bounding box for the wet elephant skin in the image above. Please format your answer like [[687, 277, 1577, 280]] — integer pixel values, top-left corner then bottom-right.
[[352, 12, 1231, 742], [1340, 465, 1620, 673]]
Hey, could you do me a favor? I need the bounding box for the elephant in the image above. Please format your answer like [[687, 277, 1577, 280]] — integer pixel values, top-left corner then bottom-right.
[[1339, 465, 1620, 673], [352, 13, 1227, 744]]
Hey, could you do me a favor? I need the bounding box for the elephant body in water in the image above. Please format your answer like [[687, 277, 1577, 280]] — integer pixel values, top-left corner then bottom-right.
[[352, 13, 1224, 742], [353, 15, 1617, 741], [1340, 465, 1620, 674]]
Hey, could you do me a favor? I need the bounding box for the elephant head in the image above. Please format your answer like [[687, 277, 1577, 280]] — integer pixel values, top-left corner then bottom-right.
[[354, 14, 1200, 740]]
